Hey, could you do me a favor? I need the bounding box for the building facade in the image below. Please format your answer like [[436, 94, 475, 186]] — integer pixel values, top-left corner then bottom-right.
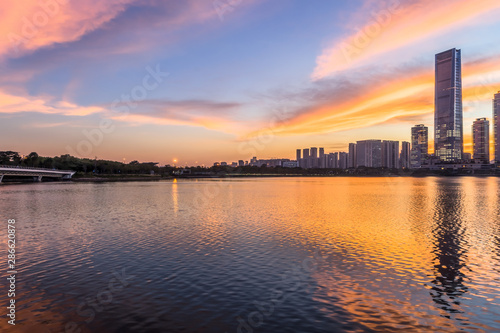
[[338, 152, 348, 169], [434, 48, 463, 162], [328, 153, 338, 168], [348, 143, 357, 168], [356, 140, 382, 167], [494, 91, 500, 163], [310, 147, 318, 168], [319, 148, 326, 168], [411, 124, 429, 168], [400, 141, 411, 169], [382, 140, 400, 169], [472, 118, 490, 164]]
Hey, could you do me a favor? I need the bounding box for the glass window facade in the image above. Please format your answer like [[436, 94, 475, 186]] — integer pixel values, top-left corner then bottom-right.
[[434, 49, 463, 162]]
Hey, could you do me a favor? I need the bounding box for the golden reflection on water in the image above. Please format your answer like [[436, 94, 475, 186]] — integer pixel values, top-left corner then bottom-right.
[[0, 177, 499, 332], [225, 177, 500, 332], [172, 178, 178, 216]]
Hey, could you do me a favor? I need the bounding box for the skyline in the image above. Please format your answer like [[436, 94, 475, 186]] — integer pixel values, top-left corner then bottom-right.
[[2, 1, 500, 165]]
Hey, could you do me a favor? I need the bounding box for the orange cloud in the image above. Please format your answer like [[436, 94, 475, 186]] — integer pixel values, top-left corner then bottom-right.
[[246, 56, 500, 139], [0, 89, 104, 116], [312, 0, 500, 79]]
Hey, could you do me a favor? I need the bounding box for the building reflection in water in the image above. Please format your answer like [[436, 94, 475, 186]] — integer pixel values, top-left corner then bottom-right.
[[430, 180, 470, 317]]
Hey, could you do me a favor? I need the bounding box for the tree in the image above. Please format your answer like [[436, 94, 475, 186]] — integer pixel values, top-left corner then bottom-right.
[[0, 151, 21, 165], [26, 152, 39, 167]]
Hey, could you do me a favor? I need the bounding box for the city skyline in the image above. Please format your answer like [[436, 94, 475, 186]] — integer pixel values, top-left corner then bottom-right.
[[218, 47, 498, 169], [2, 1, 500, 166]]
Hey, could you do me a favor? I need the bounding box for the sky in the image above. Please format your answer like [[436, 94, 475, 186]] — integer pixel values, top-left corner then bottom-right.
[[1, 0, 500, 166]]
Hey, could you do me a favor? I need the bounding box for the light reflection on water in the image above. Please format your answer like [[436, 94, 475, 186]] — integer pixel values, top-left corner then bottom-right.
[[0, 177, 499, 332]]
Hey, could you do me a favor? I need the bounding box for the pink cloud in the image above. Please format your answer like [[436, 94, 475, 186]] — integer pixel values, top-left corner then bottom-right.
[[312, 0, 500, 79]]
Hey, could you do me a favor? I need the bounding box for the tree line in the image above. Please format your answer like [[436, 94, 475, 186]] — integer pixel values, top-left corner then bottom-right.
[[0, 151, 161, 175]]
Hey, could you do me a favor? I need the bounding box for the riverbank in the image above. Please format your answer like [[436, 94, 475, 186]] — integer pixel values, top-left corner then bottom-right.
[[72, 175, 165, 182]]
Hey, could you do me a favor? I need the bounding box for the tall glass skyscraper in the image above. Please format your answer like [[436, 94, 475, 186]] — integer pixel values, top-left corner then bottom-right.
[[434, 48, 463, 162], [494, 91, 500, 163]]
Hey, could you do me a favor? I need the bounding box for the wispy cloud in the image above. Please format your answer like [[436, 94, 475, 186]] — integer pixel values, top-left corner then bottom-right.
[[0, 0, 137, 59], [1, 0, 256, 61], [0, 89, 105, 116], [106, 99, 244, 131], [312, 0, 500, 80], [246, 55, 500, 138]]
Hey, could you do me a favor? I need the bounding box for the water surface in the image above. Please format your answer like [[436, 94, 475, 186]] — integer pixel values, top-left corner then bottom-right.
[[0, 177, 499, 332]]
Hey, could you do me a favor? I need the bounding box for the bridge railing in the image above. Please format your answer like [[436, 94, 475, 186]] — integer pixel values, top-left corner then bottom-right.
[[0, 165, 74, 173]]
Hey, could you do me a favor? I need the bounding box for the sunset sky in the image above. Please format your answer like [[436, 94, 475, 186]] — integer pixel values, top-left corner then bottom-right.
[[2, 0, 500, 166]]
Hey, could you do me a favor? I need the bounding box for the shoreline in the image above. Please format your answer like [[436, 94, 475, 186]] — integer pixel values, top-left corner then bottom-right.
[[1, 173, 499, 186]]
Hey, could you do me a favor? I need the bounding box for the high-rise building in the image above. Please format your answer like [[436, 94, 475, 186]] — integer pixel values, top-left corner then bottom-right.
[[434, 48, 463, 162], [382, 140, 400, 169], [348, 143, 357, 168], [400, 141, 411, 169], [356, 140, 382, 167], [310, 147, 318, 168], [338, 152, 348, 169], [411, 124, 429, 168], [472, 118, 490, 164], [302, 149, 309, 168], [319, 148, 325, 168], [328, 153, 338, 168], [296, 149, 301, 163], [494, 91, 500, 163]]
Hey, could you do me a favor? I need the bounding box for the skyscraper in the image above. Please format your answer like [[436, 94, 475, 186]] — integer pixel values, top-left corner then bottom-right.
[[356, 140, 382, 167], [472, 118, 490, 164], [494, 91, 500, 163], [296, 149, 301, 163], [411, 124, 428, 168], [434, 48, 463, 162], [348, 143, 357, 168], [302, 148, 309, 168], [400, 141, 411, 169], [319, 148, 325, 168], [310, 147, 318, 168], [382, 140, 400, 169]]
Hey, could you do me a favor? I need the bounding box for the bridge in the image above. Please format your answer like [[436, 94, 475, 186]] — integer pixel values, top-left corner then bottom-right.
[[0, 165, 76, 183]]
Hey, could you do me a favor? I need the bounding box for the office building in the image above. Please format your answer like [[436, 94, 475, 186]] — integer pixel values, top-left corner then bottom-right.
[[356, 140, 382, 167], [434, 48, 463, 162], [296, 149, 301, 163], [472, 118, 490, 163], [400, 141, 411, 169], [494, 91, 500, 162], [411, 124, 429, 168], [382, 140, 400, 169], [348, 143, 357, 168]]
